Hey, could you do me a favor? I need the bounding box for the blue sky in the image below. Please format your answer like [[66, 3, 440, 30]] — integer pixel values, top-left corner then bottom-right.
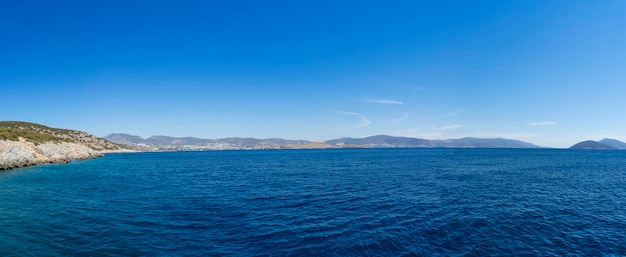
[[1, 0, 625, 147]]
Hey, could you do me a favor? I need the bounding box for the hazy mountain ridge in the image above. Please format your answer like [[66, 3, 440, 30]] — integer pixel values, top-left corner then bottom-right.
[[327, 135, 542, 148], [447, 137, 540, 148], [598, 138, 626, 149], [327, 135, 433, 147], [145, 135, 215, 146], [569, 139, 621, 150], [106, 133, 313, 150], [105, 133, 147, 145], [106, 133, 544, 151]]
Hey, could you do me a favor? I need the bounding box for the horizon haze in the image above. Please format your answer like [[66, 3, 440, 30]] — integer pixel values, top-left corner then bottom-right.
[[1, 1, 625, 148]]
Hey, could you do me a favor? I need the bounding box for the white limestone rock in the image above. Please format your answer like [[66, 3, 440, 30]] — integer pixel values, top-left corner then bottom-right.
[[0, 140, 104, 170]]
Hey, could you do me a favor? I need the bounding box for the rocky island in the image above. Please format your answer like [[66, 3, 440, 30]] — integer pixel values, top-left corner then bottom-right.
[[0, 121, 128, 170], [568, 140, 618, 150]]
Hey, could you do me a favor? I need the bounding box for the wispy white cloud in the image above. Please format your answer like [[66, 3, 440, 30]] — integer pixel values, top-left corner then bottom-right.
[[392, 112, 410, 123], [439, 124, 463, 130], [395, 129, 446, 139], [441, 109, 463, 118], [393, 123, 537, 142], [462, 132, 537, 141], [432, 123, 486, 131], [394, 129, 537, 141], [334, 111, 371, 130], [529, 121, 558, 126], [366, 99, 404, 105], [409, 86, 425, 91]]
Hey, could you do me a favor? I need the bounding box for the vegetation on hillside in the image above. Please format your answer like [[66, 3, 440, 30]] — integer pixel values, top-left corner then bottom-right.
[[0, 121, 124, 150], [0, 123, 70, 144], [0, 121, 73, 134]]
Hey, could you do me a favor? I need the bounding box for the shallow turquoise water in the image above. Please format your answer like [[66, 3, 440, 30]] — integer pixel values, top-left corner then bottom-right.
[[1, 149, 626, 256]]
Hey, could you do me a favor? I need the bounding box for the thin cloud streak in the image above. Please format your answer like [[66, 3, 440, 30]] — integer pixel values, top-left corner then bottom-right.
[[431, 123, 484, 131], [334, 111, 371, 130], [441, 109, 463, 118], [392, 112, 410, 123], [462, 132, 537, 140], [530, 121, 558, 126], [393, 128, 538, 142], [366, 99, 404, 105], [439, 124, 462, 130], [394, 128, 445, 139]]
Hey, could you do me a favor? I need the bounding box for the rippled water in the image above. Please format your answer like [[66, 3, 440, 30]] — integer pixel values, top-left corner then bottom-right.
[[1, 149, 626, 256]]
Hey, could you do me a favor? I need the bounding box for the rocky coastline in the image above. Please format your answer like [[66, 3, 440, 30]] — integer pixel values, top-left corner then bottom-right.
[[0, 139, 105, 170], [0, 121, 132, 171]]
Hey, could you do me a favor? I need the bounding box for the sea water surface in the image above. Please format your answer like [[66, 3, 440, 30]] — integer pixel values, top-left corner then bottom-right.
[[1, 149, 626, 256]]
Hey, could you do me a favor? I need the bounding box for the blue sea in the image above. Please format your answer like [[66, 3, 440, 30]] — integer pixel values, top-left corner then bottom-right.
[[1, 149, 626, 256]]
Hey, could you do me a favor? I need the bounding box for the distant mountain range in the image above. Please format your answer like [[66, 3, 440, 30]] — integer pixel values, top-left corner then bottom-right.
[[105, 133, 544, 151], [569, 138, 626, 150], [327, 135, 541, 148], [598, 138, 626, 149], [104, 133, 313, 150]]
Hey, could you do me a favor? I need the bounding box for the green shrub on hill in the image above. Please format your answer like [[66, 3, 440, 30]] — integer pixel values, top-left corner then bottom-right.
[[0, 122, 71, 145], [0, 121, 126, 150]]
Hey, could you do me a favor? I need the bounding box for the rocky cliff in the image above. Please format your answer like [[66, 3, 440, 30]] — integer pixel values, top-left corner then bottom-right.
[[0, 121, 128, 170]]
